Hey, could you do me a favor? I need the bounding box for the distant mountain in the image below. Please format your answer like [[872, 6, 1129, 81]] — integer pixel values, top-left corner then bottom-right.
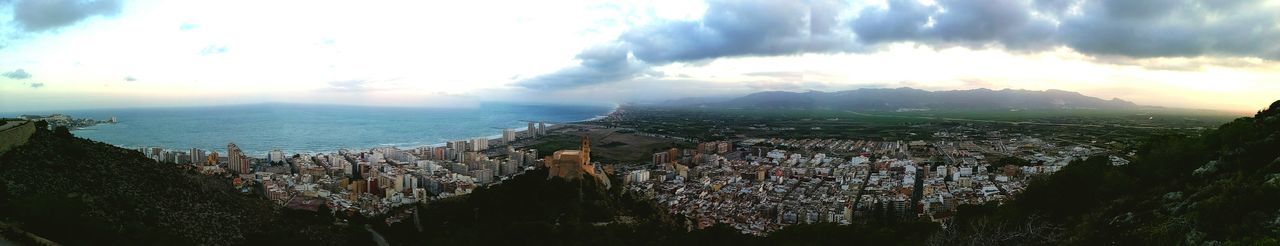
[[654, 96, 738, 107], [665, 87, 1140, 110]]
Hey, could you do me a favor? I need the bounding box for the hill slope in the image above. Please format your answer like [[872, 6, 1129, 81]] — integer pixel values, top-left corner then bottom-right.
[[0, 123, 364, 245], [935, 100, 1280, 245]]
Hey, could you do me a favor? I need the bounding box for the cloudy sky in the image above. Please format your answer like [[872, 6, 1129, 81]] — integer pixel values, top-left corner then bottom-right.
[[1, 0, 1278, 113]]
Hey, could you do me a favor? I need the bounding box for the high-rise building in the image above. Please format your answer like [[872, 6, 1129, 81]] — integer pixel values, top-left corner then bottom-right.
[[537, 122, 547, 135], [502, 128, 516, 144], [190, 148, 206, 165], [527, 122, 536, 137], [228, 142, 248, 174], [150, 147, 163, 161], [448, 140, 467, 151], [469, 137, 489, 151]]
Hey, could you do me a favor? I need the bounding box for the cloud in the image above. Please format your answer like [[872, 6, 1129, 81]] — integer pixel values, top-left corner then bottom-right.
[[1059, 0, 1280, 59], [124, 76, 136, 81], [199, 45, 228, 55], [517, 0, 852, 90], [851, 0, 936, 43], [29, 82, 44, 88], [515, 45, 652, 90], [521, 0, 1280, 90], [11, 0, 122, 32], [321, 78, 405, 92], [326, 80, 374, 91], [851, 0, 1280, 59], [852, 0, 1058, 49], [2, 69, 32, 80], [621, 0, 854, 64]]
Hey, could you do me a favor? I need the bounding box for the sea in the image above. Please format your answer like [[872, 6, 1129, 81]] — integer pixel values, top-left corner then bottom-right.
[[18, 103, 614, 156]]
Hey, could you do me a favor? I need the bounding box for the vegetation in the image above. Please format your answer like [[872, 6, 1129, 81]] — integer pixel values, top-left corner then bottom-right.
[[0, 122, 367, 245], [933, 100, 1280, 245]]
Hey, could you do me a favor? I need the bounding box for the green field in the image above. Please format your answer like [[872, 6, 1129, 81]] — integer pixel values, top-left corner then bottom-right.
[[523, 128, 683, 164], [585, 106, 1246, 154]]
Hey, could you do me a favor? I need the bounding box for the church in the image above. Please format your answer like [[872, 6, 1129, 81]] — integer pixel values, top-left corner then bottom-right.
[[544, 136, 609, 187]]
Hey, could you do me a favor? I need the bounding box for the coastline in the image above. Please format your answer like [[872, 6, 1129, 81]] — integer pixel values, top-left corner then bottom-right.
[[74, 103, 621, 157]]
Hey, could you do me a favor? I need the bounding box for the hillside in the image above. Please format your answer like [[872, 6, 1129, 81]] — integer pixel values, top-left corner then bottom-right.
[[0, 122, 366, 245], [665, 87, 1140, 110], [934, 99, 1280, 245]]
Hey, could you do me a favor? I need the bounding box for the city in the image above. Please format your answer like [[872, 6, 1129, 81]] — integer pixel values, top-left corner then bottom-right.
[[118, 104, 1187, 237], [2, 0, 1279, 245]]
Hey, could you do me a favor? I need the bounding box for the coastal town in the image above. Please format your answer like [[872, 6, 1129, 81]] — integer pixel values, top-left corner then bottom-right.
[[134, 121, 567, 221], [120, 105, 1138, 236]]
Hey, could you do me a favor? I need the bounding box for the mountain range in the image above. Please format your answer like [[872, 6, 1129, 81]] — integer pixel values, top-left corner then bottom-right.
[[661, 87, 1140, 110]]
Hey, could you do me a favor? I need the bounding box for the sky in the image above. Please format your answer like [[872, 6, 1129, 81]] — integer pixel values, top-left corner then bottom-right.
[[0, 0, 1278, 113]]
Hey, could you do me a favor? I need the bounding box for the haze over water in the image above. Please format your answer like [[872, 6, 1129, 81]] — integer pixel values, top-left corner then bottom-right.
[[31, 103, 612, 156]]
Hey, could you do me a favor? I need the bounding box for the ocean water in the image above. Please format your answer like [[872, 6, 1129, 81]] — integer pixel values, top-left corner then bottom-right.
[[31, 103, 612, 156]]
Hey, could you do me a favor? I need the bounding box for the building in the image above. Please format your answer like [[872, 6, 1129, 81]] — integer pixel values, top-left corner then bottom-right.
[[545, 136, 596, 180], [527, 122, 537, 137], [502, 128, 517, 144], [268, 149, 285, 163], [207, 151, 219, 166], [469, 137, 489, 151], [190, 148, 206, 165], [652, 152, 669, 166], [228, 142, 248, 174]]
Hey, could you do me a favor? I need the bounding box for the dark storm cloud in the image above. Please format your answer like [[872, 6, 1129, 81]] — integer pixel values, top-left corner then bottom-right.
[[515, 45, 651, 90], [622, 0, 853, 64], [10, 0, 122, 32], [2, 69, 31, 80]]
